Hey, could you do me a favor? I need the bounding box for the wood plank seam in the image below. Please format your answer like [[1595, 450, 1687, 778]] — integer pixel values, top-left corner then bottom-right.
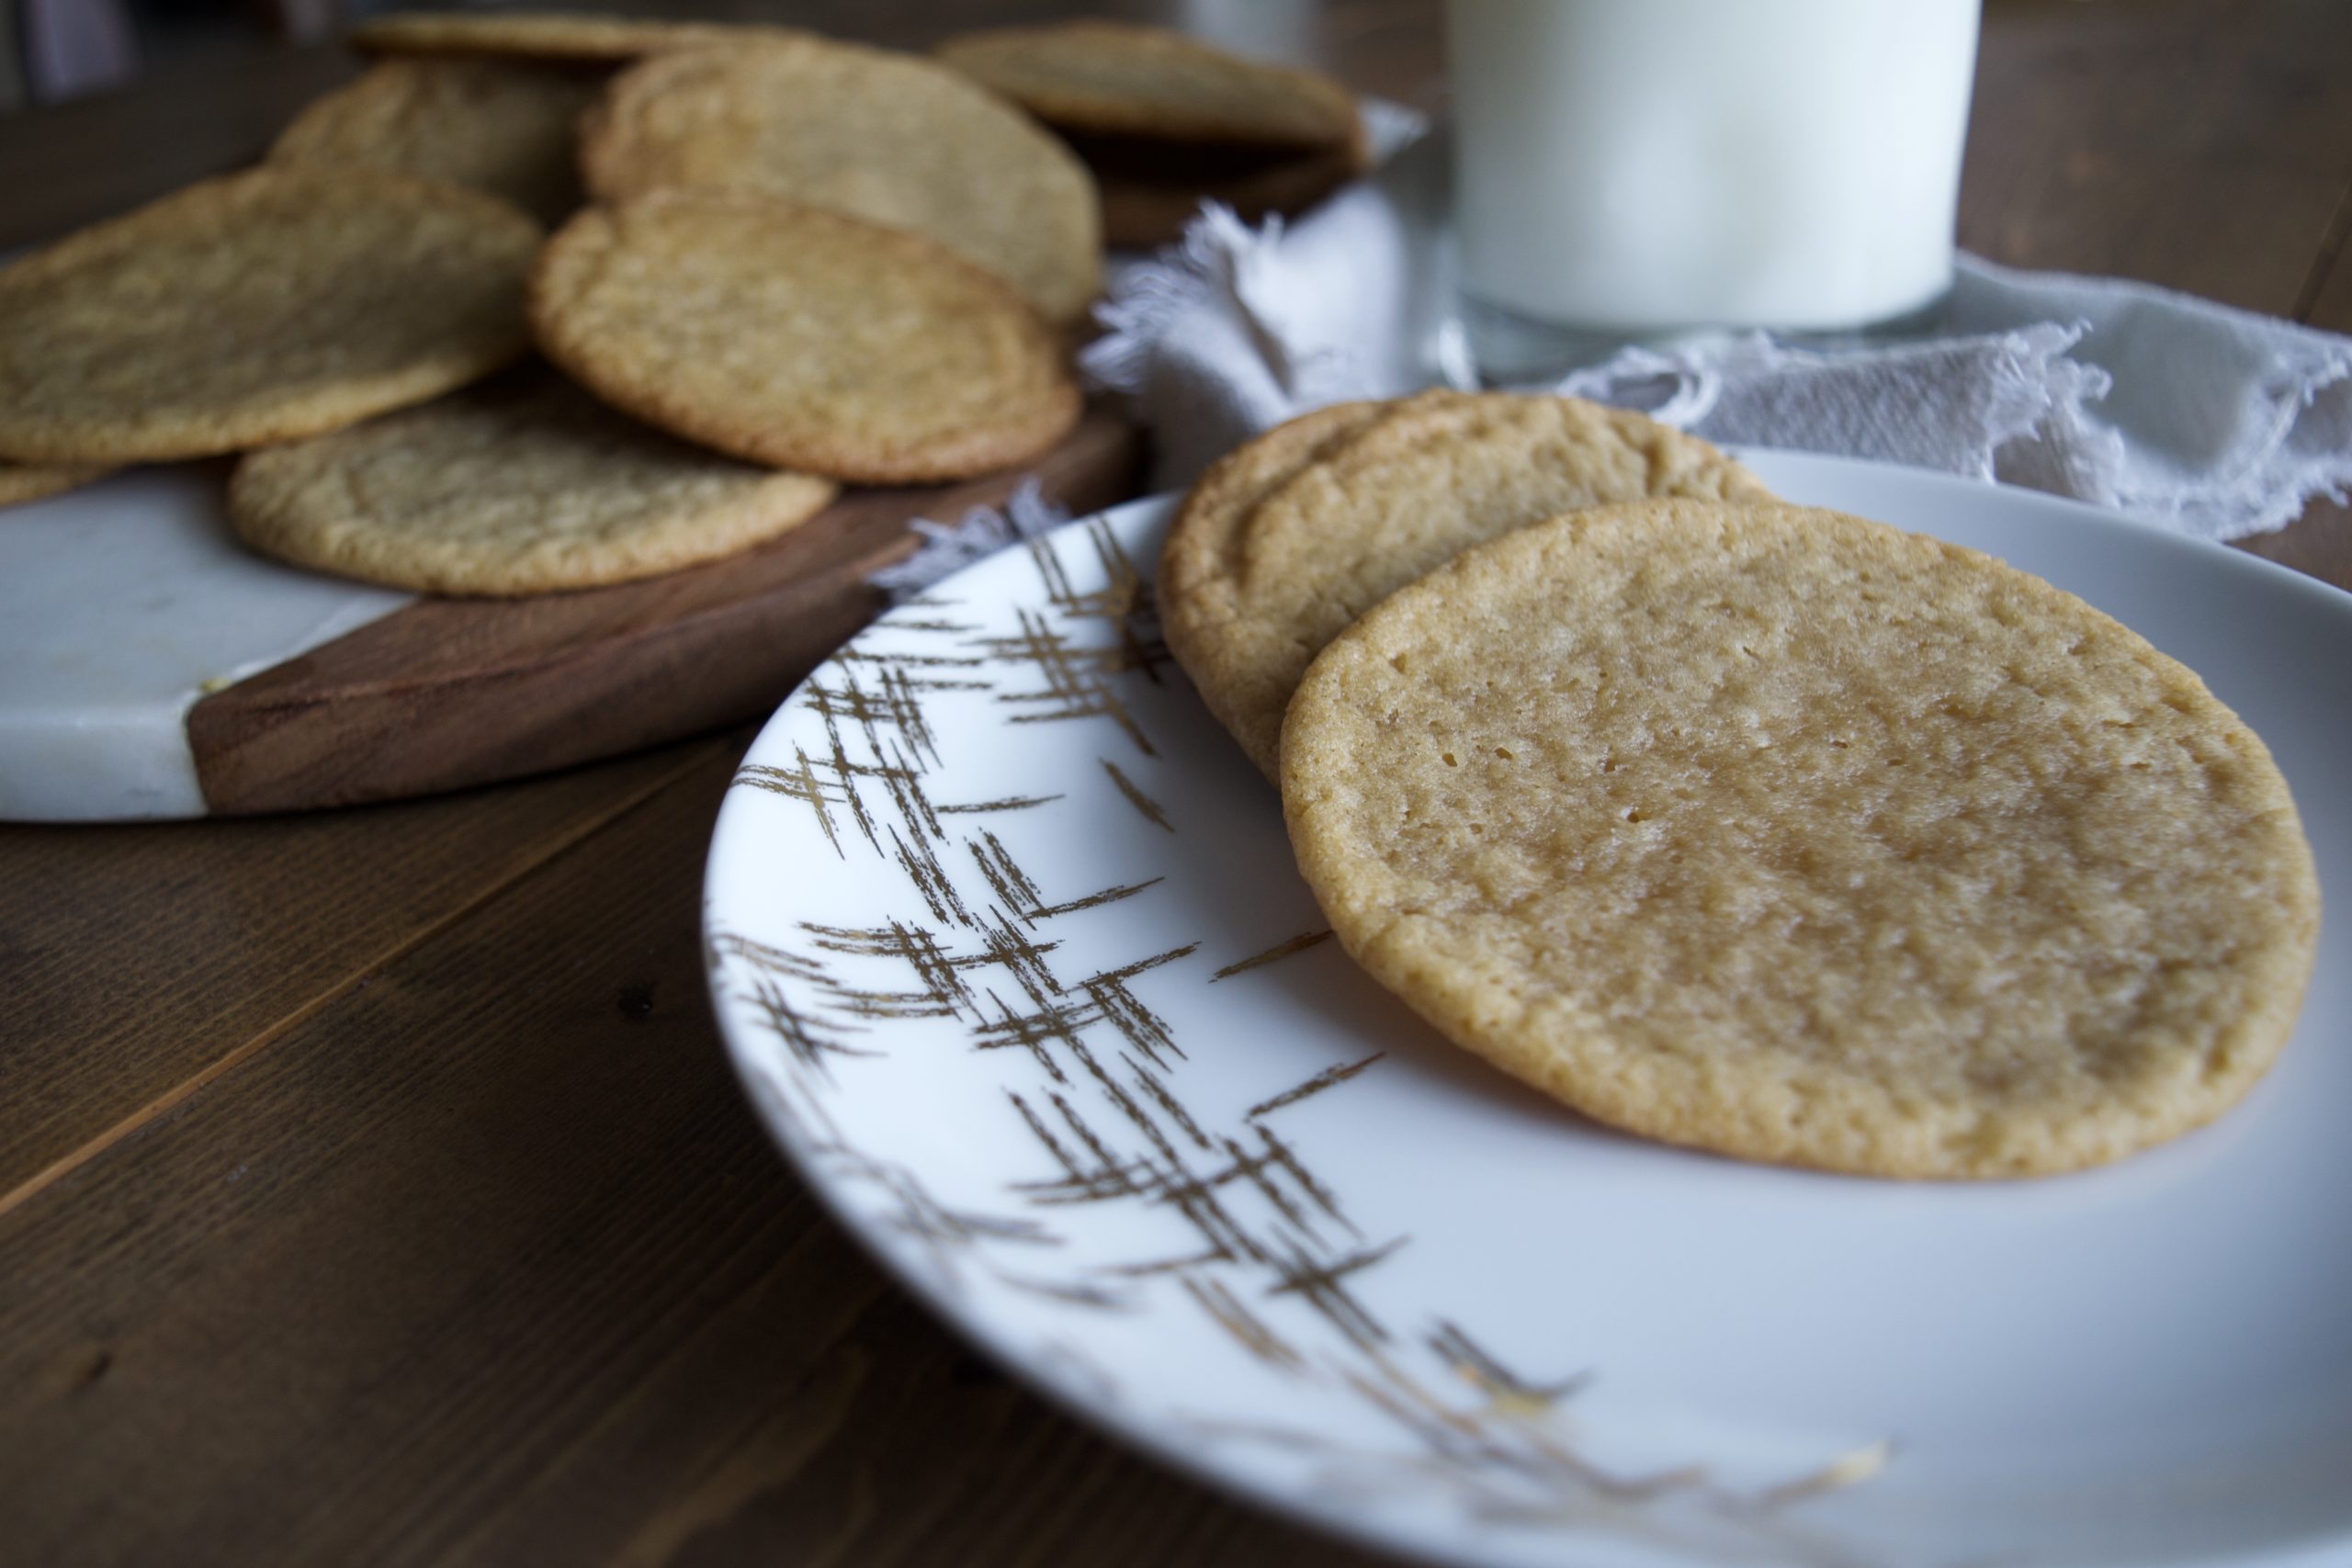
[[2289, 181, 2352, 325], [346, 1191, 803, 1562], [0, 738, 732, 1221], [416, 1218, 876, 1568]]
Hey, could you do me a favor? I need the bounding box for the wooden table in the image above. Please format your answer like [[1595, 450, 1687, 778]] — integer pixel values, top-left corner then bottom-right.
[[5, 3, 2348, 1562]]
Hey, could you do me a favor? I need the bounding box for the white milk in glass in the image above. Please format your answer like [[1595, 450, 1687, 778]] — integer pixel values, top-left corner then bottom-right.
[[1448, 0, 1980, 369]]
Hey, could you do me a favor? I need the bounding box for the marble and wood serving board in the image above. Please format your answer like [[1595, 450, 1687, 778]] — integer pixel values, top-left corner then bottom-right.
[[0, 409, 1140, 821]]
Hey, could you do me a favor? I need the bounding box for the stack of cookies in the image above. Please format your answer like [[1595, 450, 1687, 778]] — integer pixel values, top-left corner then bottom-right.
[[1165, 393, 2323, 1180], [0, 12, 1367, 598]]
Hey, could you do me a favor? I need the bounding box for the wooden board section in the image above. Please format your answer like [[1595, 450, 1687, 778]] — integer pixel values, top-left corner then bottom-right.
[[0, 736, 729, 1207], [1959, 0, 2352, 317], [0, 743, 1366, 1568], [185, 409, 1142, 816]]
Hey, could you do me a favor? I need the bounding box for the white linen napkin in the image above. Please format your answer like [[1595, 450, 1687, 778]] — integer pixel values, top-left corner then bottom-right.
[[869, 479, 1070, 600], [1082, 129, 2352, 545], [878, 119, 2351, 601]]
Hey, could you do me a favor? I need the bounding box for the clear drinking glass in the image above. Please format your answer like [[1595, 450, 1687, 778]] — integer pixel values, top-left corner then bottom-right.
[[1446, 0, 1983, 380]]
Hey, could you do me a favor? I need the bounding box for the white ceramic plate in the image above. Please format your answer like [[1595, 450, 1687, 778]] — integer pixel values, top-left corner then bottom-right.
[[704, 452, 2352, 1568]]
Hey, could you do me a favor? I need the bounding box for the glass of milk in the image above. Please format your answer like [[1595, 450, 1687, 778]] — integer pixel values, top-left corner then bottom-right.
[[1447, 0, 1982, 379]]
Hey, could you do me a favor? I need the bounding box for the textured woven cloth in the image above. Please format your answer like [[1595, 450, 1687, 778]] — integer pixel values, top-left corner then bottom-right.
[[883, 122, 2351, 599], [1082, 130, 2352, 544]]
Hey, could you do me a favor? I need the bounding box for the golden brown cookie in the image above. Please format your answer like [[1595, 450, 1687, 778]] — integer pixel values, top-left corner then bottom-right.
[[529, 192, 1080, 484], [1168, 400, 1392, 536], [270, 56, 605, 224], [0, 165, 541, 466], [1155, 398, 1390, 631], [580, 36, 1101, 325], [227, 367, 837, 596], [937, 22, 1363, 155], [1283, 498, 2322, 1179], [0, 461, 109, 508], [1161, 391, 1770, 779], [350, 10, 774, 62]]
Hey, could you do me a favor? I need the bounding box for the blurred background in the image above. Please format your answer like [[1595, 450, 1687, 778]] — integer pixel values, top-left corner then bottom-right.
[[0, 0, 1374, 109], [0, 0, 1454, 256]]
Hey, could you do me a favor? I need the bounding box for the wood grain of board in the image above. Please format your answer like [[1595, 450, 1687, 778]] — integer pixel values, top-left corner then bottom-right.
[[1960, 0, 2352, 317], [0, 737, 728, 1209], [0, 745, 1367, 1568], [184, 409, 1142, 816]]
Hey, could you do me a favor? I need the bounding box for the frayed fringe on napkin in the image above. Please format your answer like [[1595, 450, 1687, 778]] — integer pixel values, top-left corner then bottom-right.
[[1555, 321, 2115, 488], [870, 479, 1072, 604], [1080, 132, 2352, 543], [1086, 207, 1295, 392]]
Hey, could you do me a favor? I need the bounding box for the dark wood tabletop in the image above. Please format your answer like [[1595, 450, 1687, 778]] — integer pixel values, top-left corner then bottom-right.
[[4, 2, 2349, 1563]]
